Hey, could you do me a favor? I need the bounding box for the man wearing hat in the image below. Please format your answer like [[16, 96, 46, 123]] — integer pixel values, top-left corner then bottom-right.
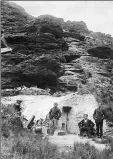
[[93, 105, 105, 138], [49, 102, 61, 130], [78, 114, 95, 138], [14, 100, 23, 116]]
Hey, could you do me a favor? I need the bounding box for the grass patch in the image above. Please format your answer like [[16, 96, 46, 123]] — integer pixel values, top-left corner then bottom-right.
[[1, 101, 113, 159], [2, 131, 113, 159], [2, 130, 59, 159], [1, 103, 23, 138]]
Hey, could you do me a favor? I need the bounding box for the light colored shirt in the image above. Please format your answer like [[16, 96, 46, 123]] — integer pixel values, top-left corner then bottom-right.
[[84, 119, 88, 123]]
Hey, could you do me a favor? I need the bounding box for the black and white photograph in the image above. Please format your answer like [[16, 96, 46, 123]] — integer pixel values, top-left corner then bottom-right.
[[1, 1, 113, 158]]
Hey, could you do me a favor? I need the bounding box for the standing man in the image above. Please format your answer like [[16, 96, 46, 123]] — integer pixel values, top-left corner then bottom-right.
[[14, 100, 23, 116], [49, 102, 61, 130], [93, 105, 105, 138]]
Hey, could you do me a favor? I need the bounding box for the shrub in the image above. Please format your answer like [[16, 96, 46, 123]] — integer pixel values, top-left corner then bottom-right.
[[1, 119, 11, 138], [1, 103, 23, 137], [11, 132, 58, 159], [1, 127, 113, 159]]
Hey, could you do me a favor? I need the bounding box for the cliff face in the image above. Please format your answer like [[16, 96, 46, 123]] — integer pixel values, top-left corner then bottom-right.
[[1, 1, 35, 34], [1, 2, 68, 91], [1, 1, 113, 107]]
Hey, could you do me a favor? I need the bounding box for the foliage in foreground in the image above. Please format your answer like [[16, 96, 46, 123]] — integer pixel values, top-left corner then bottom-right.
[[1, 101, 113, 159], [1, 129, 113, 159]]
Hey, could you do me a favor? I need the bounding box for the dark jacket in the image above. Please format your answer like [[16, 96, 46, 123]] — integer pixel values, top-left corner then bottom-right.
[[78, 119, 95, 128], [93, 108, 105, 122], [49, 107, 61, 120], [14, 103, 22, 112]]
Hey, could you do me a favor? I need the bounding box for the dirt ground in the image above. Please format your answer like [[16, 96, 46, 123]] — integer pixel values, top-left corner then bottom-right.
[[49, 133, 109, 152]]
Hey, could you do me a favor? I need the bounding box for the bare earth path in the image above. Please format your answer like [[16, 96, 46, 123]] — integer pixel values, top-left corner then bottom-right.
[[49, 134, 108, 152]]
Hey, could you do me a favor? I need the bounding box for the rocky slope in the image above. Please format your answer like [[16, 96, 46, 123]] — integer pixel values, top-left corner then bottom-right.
[[1, 1, 113, 113], [1, 1, 35, 34]]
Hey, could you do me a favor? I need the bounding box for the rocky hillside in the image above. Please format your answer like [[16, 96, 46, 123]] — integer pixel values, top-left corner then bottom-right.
[[1, 1, 35, 34], [1, 1, 113, 111]]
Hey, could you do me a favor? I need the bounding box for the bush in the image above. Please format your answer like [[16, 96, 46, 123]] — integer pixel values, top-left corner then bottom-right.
[[1, 119, 11, 138], [1, 126, 113, 159], [11, 132, 58, 159], [104, 107, 113, 122], [1, 103, 23, 137], [60, 142, 113, 159]]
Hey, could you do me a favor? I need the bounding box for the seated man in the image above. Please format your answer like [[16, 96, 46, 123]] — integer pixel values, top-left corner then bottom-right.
[[78, 114, 95, 138]]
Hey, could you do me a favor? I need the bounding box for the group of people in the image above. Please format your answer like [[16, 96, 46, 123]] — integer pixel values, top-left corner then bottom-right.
[[78, 105, 105, 138], [14, 99, 105, 139], [49, 102, 105, 139]]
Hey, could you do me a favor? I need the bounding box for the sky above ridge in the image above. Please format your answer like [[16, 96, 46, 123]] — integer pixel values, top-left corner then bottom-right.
[[10, 1, 113, 36]]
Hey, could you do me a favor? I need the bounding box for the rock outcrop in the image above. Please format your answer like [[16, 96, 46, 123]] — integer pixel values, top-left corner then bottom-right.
[[1, 86, 50, 96], [1, 1, 113, 108], [64, 20, 89, 34], [5, 33, 63, 51], [87, 46, 113, 59], [39, 24, 63, 39], [1, 1, 35, 34], [1, 52, 64, 89]]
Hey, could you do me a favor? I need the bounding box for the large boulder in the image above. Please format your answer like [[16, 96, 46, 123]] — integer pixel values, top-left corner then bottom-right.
[[64, 21, 89, 34], [18, 55, 63, 87], [63, 50, 81, 63], [5, 33, 65, 51], [1, 54, 63, 89], [58, 75, 79, 91], [63, 32, 85, 41], [35, 15, 64, 26], [5, 34, 28, 45], [87, 46, 113, 59], [39, 23, 63, 39]]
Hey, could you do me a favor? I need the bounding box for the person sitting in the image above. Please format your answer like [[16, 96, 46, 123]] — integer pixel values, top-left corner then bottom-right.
[[78, 114, 95, 138]]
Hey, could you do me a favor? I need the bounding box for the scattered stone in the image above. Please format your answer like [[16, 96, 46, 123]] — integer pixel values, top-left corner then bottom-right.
[[20, 87, 50, 95], [64, 71, 76, 75], [1, 89, 19, 96]]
